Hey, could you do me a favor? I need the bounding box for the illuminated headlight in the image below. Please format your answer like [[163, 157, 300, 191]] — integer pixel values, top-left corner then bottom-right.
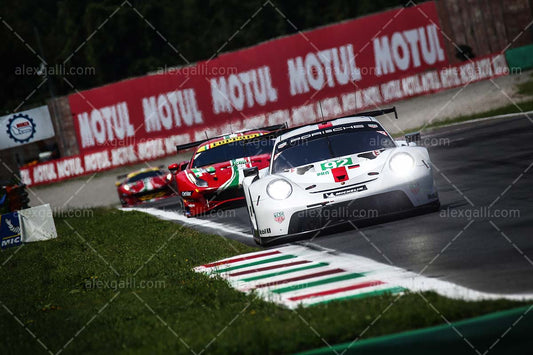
[[166, 173, 172, 181], [186, 171, 208, 187], [389, 153, 415, 176], [267, 179, 293, 200], [123, 184, 131, 191]]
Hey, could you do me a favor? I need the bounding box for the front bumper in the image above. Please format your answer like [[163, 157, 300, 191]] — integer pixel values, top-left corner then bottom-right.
[[249, 166, 439, 241], [287, 190, 413, 234], [183, 187, 245, 217], [121, 187, 175, 206]]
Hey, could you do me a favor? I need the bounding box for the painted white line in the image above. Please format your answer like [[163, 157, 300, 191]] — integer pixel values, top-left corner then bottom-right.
[[121, 207, 253, 239], [237, 267, 343, 292], [295, 284, 396, 307]]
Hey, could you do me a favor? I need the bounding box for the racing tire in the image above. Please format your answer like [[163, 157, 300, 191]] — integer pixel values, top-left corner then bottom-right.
[[246, 210, 263, 245]]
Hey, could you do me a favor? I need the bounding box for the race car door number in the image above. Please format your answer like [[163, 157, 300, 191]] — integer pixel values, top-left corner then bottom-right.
[[320, 157, 353, 171]]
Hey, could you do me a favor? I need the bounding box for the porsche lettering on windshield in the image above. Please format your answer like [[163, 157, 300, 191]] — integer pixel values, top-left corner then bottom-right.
[[272, 122, 395, 173]]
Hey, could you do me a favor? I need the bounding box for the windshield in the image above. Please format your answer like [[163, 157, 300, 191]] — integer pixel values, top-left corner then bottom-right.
[[271, 122, 395, 173], [192, 138, 274, 168], [127, 170, 163, 183]]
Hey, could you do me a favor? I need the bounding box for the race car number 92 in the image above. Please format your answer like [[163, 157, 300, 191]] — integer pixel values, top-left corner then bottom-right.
[[320, 157, 353, 170]]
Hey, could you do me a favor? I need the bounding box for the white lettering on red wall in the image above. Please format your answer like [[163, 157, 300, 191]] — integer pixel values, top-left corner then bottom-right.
[[142, 89, 203, 132], [77, 102, 135, 149], [23, 2, 506, 187], [374, 24, 445, 76], [288, 44, 361, 95], [211, 66, 278, 114]]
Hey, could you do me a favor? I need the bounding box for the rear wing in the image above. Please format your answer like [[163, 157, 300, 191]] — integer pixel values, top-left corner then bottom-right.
[[175, 107, 397, 153], [339, 106, 398, 120], [176, 123, 288, 153], [258, 107, 399, 142]]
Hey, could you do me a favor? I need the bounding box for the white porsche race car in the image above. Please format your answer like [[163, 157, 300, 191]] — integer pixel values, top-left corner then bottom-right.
[[242, 107, 440, 245]]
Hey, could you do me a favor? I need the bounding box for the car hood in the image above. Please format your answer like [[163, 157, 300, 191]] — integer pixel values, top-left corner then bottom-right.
[[272, 149, 391, 191], [189, 154, 270, 190]]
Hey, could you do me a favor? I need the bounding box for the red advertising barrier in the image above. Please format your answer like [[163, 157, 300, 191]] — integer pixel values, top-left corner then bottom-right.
[[20, 2, 509, 186]]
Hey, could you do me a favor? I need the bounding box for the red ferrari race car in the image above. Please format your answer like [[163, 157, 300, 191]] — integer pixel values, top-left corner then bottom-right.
[[169, 125, 285, 217], [116, 167, 176, 207]]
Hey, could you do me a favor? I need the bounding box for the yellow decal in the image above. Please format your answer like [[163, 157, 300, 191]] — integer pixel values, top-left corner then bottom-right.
[[197, 133, 263, 152], [126, 167, 159, 179]]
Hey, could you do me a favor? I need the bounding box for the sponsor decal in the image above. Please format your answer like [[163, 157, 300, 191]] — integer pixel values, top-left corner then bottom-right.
[[191, 168, 206, 177], [218, 158, 250, 191], [286, 123, 379, 147], [372, 150, 381, 157], [332, 166, 349, 182], [7, 114, 36, 144], [316, 171, 330, 176], [197, 133, 263, 152], [320, 157, 353, 171], [1, 106, 55, 150], [138, 191, 167, 201], [368, 123, 378, 128], [181, 191, 193, 197], [409, 182, 420, 195], [274, 211, 285, 223], [377, 130, 388, 136], [323, 185, 367, 198], [20, 2, 507, 188], [1, 212, 22, 249], [259, 228, 271, 235]]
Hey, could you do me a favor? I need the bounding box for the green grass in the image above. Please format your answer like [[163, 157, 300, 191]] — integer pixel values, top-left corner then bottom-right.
[[0, 209, 528, 354], [517, 76, 533, 95]]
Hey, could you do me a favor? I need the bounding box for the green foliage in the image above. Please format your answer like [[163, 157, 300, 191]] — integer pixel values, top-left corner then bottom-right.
[[0, 208, 527, 353], [1, 0, 406, 112], [516, 76, 533, 96]]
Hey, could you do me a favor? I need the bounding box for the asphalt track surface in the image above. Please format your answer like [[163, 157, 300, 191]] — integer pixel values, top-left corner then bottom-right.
[[146, 114, 533, 295]]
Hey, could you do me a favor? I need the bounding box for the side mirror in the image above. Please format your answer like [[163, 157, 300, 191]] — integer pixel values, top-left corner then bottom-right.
[[178, 161, 189, 171], [243, 166, 259, 178], [168, 163, 179, 173], [405, 132, 420, 146]]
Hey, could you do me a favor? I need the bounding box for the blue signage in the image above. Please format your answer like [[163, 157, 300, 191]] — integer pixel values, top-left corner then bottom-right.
[[1, 212, 22, 249]]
